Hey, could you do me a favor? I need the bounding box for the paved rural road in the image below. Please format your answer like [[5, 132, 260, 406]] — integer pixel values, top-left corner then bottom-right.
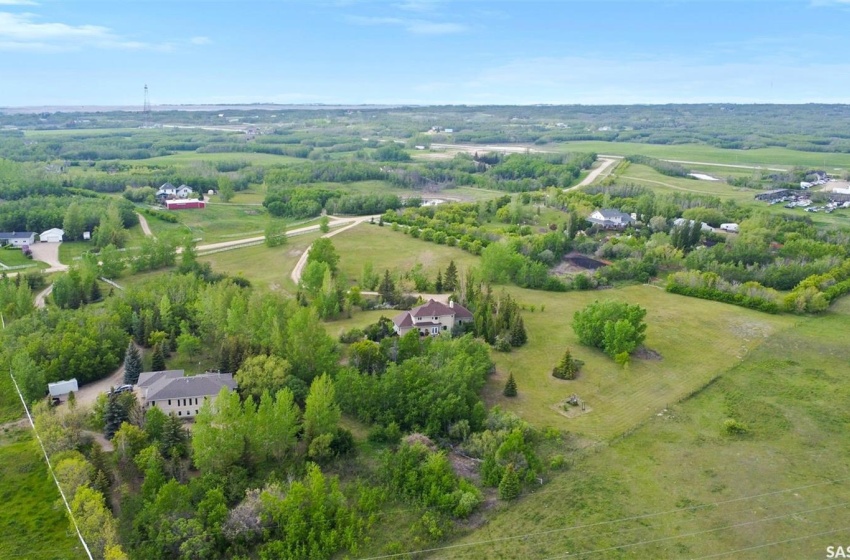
[[290, 215, 379, 284], [136, 212, 153, 237], [28, 242, 68, 273]]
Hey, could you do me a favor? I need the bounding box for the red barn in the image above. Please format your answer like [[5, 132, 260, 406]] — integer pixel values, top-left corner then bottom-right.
[[166, 199, 206, 210]]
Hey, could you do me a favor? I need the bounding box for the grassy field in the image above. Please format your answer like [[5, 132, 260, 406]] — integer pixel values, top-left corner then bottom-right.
[[173, 203, 269, 243], [481, 285, 794, 440], [127, 151, 303, 166], [446, 296, 850, 559], [199, 229, 325, 294], [550, 140, 850, 170], [331, 223, 481, 287], [0, 429, 86, 560], [0, 249, 48, 271], [613, 163, 757, 202]]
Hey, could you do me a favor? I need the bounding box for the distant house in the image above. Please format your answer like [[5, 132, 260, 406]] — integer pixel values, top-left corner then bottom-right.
[[392, 299, 473, 337], [0, 232, 36, 247], [587, 209, 635, 230], [156, 182, 177, 200], [48, 378, 78, 402], [137, 370, 237, 418], [176, 184, 194, 199], [39, 228, 64, 243], [720, 223, 740, 233], [754, 189, 792, 201], [166, 199, 206, 210]]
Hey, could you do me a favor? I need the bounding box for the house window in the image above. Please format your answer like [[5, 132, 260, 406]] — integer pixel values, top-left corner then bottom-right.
[[195, 410, 198, 415], [434, 316, 438, 320], [195, 398, 199, 405], [168, 399, 171, 405], [431, 326, 439, 335], [443, 325, 448, 330], [178, 411, 182, 416]]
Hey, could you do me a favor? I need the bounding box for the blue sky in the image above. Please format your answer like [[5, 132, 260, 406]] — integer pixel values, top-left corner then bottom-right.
[[1, 0, 850, 106]]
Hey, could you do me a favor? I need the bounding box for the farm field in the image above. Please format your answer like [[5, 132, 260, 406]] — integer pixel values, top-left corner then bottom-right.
[[0, 430, 85, 560], [171, 202, 269, 243], [448, 296, 850, 559], [126, 150, 303, 166], [614, 163, 757, 202], [550, 140, 850, 169]]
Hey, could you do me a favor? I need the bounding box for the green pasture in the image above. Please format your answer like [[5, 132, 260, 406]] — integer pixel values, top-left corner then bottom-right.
[[128, 151, 302, 166], [0, 430, 86, 560], [331, 223, 481, 287], [175, 203, 269, 243], [449, 296, 850, 559], [551, 140, 850, 170]]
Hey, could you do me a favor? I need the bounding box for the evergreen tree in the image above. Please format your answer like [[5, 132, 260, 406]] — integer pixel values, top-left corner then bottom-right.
[[123, 342, 142, 385], [151, 343, 166, 372], [473, 291, 496, 344], [104, 393, 128, 439], [435, 270, 443, 293], [503, 373, 517, 397], [509, 315, 528, 347], [498, 463, 521, 500], [378, 269, 397, 305], [552, 348, 581, 380], [89, 279, 101, 302], [444, 260, 458, 292]]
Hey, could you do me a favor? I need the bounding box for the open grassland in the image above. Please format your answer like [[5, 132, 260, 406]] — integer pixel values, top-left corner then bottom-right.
[[483, 285, 794, 440], [175, 203, 269, 243], [612, 164, 756, 202], [447, 297, 850, 560], [0, 430, 85, 560], [332, 223, 481, 285], [0, 374, 21, 424], [126, 151, 303, 166], [551, 140, 850, 169], [199, 229, 324, 294]]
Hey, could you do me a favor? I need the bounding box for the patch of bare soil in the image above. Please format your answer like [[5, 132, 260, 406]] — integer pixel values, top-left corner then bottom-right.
[[448, 450, 481, 483], [634, 346, 662, 360]]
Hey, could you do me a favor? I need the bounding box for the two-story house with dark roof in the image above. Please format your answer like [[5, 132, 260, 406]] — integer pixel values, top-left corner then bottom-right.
[[136, 370, 237, 418]]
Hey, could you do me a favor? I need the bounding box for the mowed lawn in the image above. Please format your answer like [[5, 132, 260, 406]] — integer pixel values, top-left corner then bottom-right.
[[332, 223, 481, 286], [0, 431, 85, 560], [448, 297, 850, 560], [175, 203, 269, 243]]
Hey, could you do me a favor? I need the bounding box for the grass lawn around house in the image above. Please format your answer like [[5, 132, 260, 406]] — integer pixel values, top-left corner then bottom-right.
[[0, 430, 86, 560], [448, 296, 850, 560]]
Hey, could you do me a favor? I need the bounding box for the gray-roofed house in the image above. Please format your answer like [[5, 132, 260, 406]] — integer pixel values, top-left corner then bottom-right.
[[137, 370, 237, 418], [175, 184, 194, 199], [587, 209, 635, 230], [392, 299, 473, 337], [0, 231, 36, 247]]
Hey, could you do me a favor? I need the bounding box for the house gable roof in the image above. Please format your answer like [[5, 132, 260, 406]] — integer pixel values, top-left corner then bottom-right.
[[0, 232, 35, 239], [594, 208, 632, 220], [137, 369, 184, 389], [145, 372, 237, 402], [391, 299, 472, 328], [410, 299, 454, 317]]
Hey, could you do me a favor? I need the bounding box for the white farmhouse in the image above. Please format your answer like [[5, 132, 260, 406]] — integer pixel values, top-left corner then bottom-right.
[[587, 209, 635, 230]]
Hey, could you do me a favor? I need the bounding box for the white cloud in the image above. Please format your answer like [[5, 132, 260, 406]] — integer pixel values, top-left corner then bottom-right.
[[0, 11, 173, 51], [190, 36, 211, 45], [347, 14, 466, 35], [0, 1, 39, 5]]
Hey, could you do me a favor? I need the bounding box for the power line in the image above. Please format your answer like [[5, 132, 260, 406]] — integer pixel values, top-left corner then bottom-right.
[[354, 477, 850, 560], [542, 501, 849, 560], [8, 369, 94, 560], [688, 526, 850, 560]]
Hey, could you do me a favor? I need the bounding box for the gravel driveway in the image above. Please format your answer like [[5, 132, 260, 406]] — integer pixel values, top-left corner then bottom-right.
[[28, 242, 68, 272]]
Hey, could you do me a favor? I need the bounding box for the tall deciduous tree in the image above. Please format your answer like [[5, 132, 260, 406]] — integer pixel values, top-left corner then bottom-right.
[[303, 373, 341, 444], [62, 202, 86, 241], [217, 176, 235, 202], [192, 388, 246, 474], [572, 300, 647, 364], [307, 238, 339, 275], [235, 354, 292, 401], [285, 307, 338, 383]]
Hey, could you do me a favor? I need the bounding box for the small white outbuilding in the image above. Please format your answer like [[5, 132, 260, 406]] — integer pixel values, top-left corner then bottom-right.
[[40, 228, 65, 243], [48, 378, 78, 401]]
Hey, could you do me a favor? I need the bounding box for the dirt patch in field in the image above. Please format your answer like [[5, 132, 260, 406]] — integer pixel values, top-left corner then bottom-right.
[[553, 402, 594, 418], [449, 451, 481, 483], [552, 252, 610, 275], [634, 346, 662, 360]]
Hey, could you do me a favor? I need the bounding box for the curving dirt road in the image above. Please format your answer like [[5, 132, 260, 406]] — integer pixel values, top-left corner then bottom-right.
[[136, 212, 153, 237], [290, 216, 379, 284], [571, 157, 618, 190], [193, 216, 361, 255]]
